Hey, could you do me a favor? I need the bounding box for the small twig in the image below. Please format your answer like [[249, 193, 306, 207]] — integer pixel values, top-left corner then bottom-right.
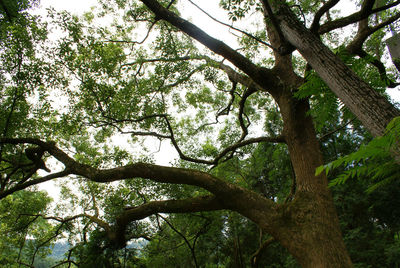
[[319, 118, 356, 141], [158, 214, 199, 268]]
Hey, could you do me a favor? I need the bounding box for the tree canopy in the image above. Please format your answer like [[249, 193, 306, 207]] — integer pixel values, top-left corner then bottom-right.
[[1, 0, 400, 267]]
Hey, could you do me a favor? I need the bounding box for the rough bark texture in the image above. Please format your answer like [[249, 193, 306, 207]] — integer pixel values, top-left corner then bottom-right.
[[9, 0, 400, 266], [274, 4, 400, 137], [274, 94, 353, 267]]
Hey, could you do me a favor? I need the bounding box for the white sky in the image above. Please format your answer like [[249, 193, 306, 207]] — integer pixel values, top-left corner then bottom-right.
[[37, 0, 399, 101], [39, 0, 97, 14], [35, 0, 399, 199]]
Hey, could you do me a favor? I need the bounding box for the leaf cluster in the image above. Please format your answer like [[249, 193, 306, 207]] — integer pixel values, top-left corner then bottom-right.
[[318, 117, 400, 192]]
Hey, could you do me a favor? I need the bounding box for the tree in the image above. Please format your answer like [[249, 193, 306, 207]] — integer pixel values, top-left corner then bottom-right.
[[268, 0, 400, 137], [1, 0, 400, 266], [0, 190, 54, 267]]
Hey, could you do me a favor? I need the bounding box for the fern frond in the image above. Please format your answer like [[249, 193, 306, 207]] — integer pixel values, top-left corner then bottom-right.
[[320, 117, 400, 191]]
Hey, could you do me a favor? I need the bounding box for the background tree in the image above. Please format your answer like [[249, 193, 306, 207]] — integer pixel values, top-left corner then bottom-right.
[[1, 0, 400, 267]]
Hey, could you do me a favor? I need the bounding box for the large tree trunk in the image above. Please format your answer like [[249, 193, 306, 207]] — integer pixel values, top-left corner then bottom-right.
[[139, 0, 354, 265], [242, 95, 353, 267], [272, 93, 352, 267], [273, 4, 400, 137], [233, 91, 353, 267]]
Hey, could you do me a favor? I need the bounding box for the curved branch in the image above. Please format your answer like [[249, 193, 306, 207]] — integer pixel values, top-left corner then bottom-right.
[[250, 237, 276, 267], [0, 138, 279, 240], [105, 19, 158, 45], [121, 55, 203, 68], [92, 102, 284, 167], [163, 116, 214, 165], [100, 113, 169, 124], [0, 170, 71, 200], [318, 0, 400, 34], [21, 212, 111, 233], [0, 138, 275, 211], [165, 113, 285, 166], [0, 138, 93, 176], [139, 0, 281, 96], [237, 86, 257, 141], [209, 58, 265, 92], [51, 260, 79, 268], [1, 138, 280, 252], [216, 80, 237, 118], [113, 195, 225, 248], [213, 135, 285, 165], [370, 12, 400, 33], [310, 0, 340, 34], [157, 213, 200, 268], [346, 12, 400, 88]]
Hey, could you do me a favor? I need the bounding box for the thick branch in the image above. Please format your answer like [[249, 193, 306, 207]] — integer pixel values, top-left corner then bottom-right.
[[0, 138, 282, 250], [347, 13, 400, 53], [119, 195, 223, 225], [346, 12, 400, 88], [0, 138, 96, 177], [0, 170, 70, 200], [0, 138, 277, 217], [310, 0, 340, 33], [273, 4, 400, 137], [261, 0, 288, 48], [187, 0, 276, 50], [318, 0, 400, 34], [112, 195, 224, 248], [139, 0, 281, 96]]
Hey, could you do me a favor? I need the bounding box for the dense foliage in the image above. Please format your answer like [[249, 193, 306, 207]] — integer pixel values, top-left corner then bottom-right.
[[1, 0, 400, 266]]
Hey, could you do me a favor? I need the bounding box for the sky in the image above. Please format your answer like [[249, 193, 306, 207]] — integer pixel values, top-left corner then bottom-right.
[[36, 0, 400, 101], [39, 0, 97, 14], [35, 0, 400, 199]]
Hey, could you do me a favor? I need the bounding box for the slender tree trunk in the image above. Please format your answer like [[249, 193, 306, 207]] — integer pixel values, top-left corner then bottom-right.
[[274, 4, 400, 137]]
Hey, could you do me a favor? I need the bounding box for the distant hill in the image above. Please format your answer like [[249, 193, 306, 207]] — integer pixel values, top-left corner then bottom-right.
[[49, 241, 70, 260]]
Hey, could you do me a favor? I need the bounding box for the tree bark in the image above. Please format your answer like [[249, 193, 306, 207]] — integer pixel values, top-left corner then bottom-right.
[[272, 93, 353, 267], [138, 0, 354, 266], [273, 3, 400, 137], [2, 1, 359, 266]]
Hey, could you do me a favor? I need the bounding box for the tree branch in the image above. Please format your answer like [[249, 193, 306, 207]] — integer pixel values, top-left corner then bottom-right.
[[113, 195, 224, 248], [0, 138, 276, 213], [310, 0, 340, 34], [0, 170, 71, 200], [346, 12, 400, 88], [250, 237, 276, 267], [0, 137, 282, 249], [273, 3, 400, 137], [187, 0, 276, 50], [318, 0, 400, 34], [139, 0, 281, 96]]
